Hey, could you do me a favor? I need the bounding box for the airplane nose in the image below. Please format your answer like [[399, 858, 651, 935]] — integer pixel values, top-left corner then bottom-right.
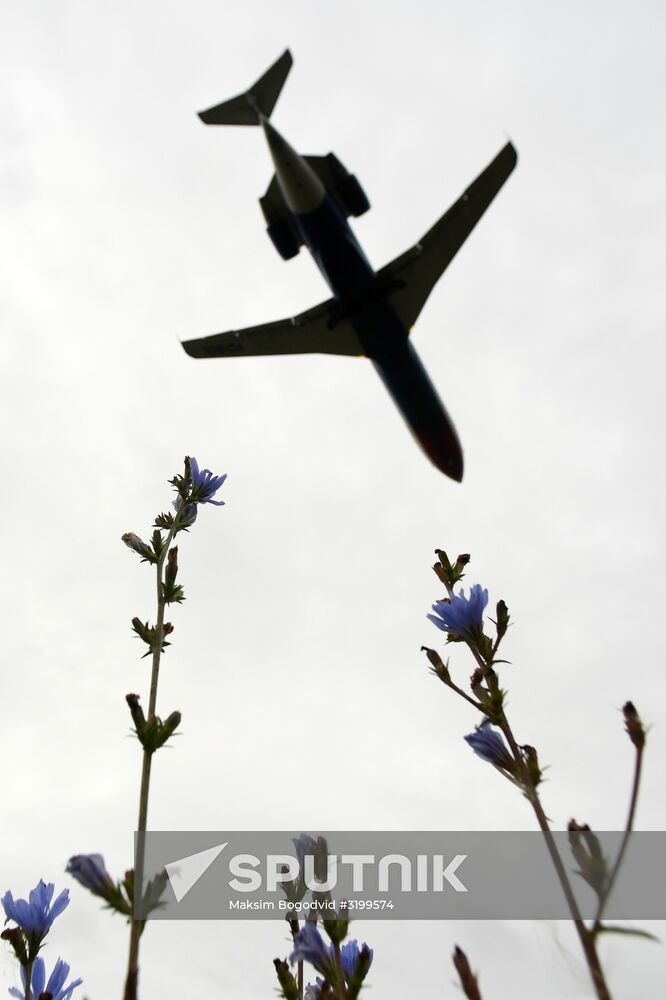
[[433, 444, 464, 482], [418, 422, 464, 482], [447, 453, 464, 483]]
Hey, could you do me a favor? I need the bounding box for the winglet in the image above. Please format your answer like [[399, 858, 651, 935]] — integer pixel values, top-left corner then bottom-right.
[[198, 50, 293, 126]]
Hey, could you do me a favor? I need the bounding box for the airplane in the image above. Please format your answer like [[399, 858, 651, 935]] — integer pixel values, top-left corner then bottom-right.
[[182, 50, 517, 481]]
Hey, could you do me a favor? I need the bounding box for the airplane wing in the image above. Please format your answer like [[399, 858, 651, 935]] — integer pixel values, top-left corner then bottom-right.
[[181, 296, 365, 359], [376, 142, 518, 331]]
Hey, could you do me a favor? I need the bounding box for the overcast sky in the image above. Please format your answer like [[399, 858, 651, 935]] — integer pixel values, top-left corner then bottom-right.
[[2, 1, 665, 997]]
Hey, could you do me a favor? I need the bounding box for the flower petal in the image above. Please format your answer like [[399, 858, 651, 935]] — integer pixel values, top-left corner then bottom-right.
[[46, 957, 69, 994], [48, 888, 70, 924], [31, 957, 46, 996]]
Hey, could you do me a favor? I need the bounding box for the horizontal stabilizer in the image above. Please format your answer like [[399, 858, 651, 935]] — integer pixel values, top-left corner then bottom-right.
[[198, 50, 293, 126], [182, 296, 364, 359], [377, 142, 518, 331]]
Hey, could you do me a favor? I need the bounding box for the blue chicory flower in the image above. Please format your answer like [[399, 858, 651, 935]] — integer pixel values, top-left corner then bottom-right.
[[2, 881, 69, 938], [66, 854, 115, 899], [9, 956, 82, 1000], [428, 584, 488, 639], [188, 457, 226, 506], [304, 984, 323, 1000], [464, 719, 516, 775], [293, 930, 374, 986], [290, 924, 333, 976], [338, 938, 373, 977], [173, 496, 198, 526]]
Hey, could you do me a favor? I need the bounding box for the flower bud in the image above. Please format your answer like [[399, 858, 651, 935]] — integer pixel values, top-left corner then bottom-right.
[[470, 668, 486, 702], [568, 820, 609, 899], [166, 547, 178, 585], [421, 646, 451, 684], [122, 533, 156, 563], [162, 548, 185, 604], [452, 553, 471, 579], [126, 693, 146, 736], [154, 711, 181, 749], [433, 550, 471, 588], [452, 945, 482, 1000], [273, 958, 299, 1000], [433, 549, 454, 586], [623, 701, 645, 750], [151, 529, 165, 559], [346, 943, 374, 1000], [322, 910, 349, 945], [131, 617, 151, 645], [521, 744, 542, 788], [66, 855, 131, 917], [66, 854, 115, 899], [131, 617, 173, 658], [495, 599, 510, 641], [1, 927, 28, 966]]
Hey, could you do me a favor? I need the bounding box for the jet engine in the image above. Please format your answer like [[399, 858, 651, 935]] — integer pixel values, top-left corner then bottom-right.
[[336, 173, 370, 218], [266, 218, 301, 260]]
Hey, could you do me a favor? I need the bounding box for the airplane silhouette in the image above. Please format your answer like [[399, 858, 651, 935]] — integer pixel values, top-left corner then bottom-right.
[[182, 50, 517, 481]]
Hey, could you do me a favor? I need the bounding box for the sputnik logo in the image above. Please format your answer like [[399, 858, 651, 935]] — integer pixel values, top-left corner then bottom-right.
[[165, 842, 228, 902]]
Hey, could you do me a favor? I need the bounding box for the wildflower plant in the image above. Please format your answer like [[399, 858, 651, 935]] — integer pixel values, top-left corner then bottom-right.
[[7, 956, 82, 1000], [275, 919, 373, 1000], [422, 549, 649, 1000], [273, 836, 374, 1000], [2, 464, 656, 1000], [64, 456, 226, 1000], [1, 881, 81, 1000]]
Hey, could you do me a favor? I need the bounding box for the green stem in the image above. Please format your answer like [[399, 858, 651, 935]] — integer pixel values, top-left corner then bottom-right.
[[332, 941, 346, 1000], [24, 960, 32, 1000], [445, 678, 485, 712], [593, 740, 644, 934], [123, 517, 180, 1000], [288, 918, 303, 1000], [456, 621, 612, 1000], [496, 714, 611, 999]]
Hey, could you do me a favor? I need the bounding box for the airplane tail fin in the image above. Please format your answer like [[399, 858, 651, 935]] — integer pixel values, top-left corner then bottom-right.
[[198, 50, 293, 126]]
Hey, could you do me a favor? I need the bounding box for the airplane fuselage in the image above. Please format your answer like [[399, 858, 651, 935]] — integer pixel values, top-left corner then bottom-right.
[[262, 117, 464, 479], [186, 51, 517, 482]]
